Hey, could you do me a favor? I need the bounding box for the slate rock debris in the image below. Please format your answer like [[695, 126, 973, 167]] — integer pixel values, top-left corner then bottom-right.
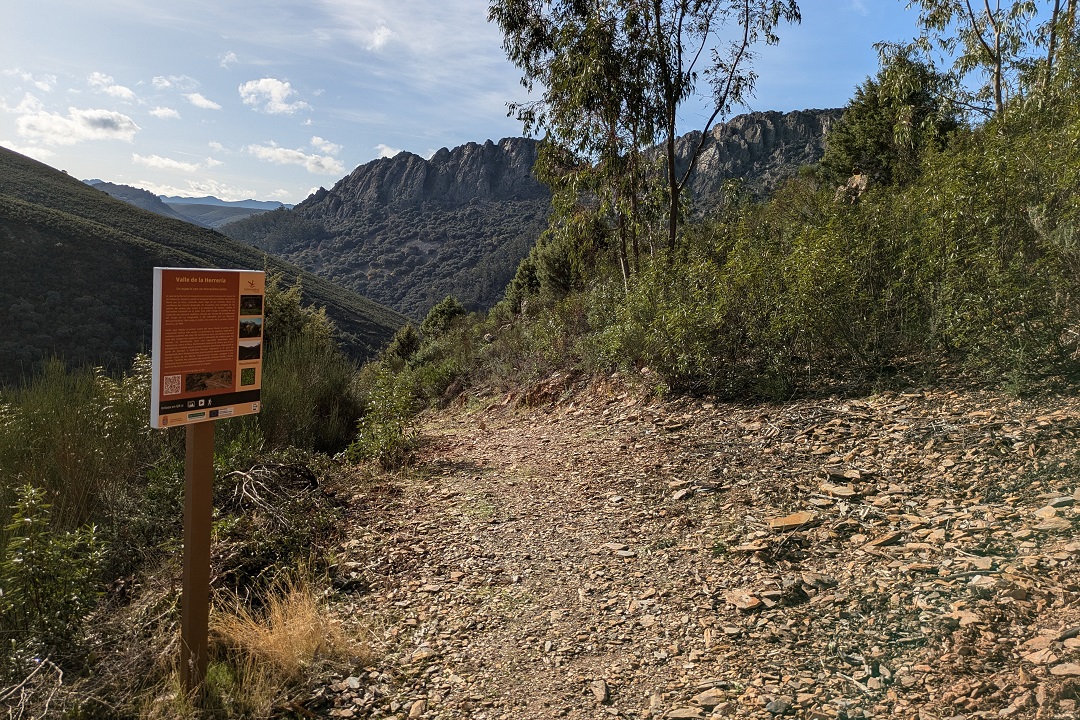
[[319, 380, 1080, 719]]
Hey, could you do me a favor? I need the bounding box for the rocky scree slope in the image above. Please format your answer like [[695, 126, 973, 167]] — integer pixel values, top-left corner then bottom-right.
[[319, 378, 1080, 720], [225, 109, 839, 321]]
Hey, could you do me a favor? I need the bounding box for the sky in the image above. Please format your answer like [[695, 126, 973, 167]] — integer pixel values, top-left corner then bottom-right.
[[2, 1, 924, 205]]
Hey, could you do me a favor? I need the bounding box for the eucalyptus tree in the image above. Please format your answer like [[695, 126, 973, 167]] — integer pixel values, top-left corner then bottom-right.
[[489, 0, 801, 269], [900, 1, 1079, 118], [1037, 0, 1077, 97], [900, 0, 1036, 118], [823, 49, 958, 186]]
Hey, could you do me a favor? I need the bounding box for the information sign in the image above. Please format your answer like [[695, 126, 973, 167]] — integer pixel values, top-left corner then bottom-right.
[[151, 268, 265, 428]]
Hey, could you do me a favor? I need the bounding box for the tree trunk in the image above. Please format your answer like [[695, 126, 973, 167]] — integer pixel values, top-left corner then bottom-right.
[[1045, 0, 1061, 98]]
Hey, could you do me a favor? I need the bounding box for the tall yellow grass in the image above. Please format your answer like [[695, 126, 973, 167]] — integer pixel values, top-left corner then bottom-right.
[[211, 574, 360, 682]]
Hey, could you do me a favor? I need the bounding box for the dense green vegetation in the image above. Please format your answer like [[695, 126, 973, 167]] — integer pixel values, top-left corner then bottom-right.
[[374, 3, 1080, 406], [0, 282, 368, 713], [226, 198, 550, 320], [0, 147, 406, 386]]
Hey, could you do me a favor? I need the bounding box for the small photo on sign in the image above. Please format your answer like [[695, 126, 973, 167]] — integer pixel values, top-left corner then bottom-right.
[[240, 367, 256, 386], [239, 318, 263, 338], [185, 370, 233, 392], [239, 295, 263, 316], [238, 340, 262, 361]]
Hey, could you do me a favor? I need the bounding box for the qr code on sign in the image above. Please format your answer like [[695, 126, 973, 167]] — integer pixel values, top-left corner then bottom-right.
[[163, 374, 181, 396]]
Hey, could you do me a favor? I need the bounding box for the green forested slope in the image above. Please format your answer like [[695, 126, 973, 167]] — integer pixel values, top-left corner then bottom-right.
[[0, 146, 405, 385]]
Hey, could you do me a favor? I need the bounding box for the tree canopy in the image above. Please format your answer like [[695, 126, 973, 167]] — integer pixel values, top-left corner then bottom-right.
[[489, 0, 801, 275]]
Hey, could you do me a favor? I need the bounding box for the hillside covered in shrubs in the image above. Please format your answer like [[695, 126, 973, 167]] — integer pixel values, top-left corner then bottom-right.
[[0, 147, 405, 386]]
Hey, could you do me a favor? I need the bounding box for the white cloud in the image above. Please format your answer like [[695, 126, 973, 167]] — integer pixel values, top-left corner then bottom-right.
[[375, 143, 401, 158], [367, 24, 394, 51], [205, 156, 223, 168], [238, 78, 310, 115], [220, 51, 239, 69], [12, 92, 44, 114], [88, 72, 136, 100], [153, 75, 198, 91], [184, 92, 221, 110], [0, 139, 55, 161], [245, 141, 344, 174], [132, 153, 200, 172], [208, 140, 226, 152], [149, 106, 181, 119], [311, 135, 341, 154], [4, 69, 56, 92], [16, 104, 140, 145]]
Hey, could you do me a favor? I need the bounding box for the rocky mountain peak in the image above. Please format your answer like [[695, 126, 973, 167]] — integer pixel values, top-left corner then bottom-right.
[[229, 110, 840, 319], [296, 137, 545, 223]]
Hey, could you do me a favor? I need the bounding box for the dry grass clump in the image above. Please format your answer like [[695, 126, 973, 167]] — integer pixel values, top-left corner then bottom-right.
[[133, 572, 369, 720], [211, 573, 359, 682]]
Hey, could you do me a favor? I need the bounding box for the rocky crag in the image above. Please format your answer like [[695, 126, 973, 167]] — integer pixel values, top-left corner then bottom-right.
[[681, 108, 841, 208], [225, 109, 839, 320]]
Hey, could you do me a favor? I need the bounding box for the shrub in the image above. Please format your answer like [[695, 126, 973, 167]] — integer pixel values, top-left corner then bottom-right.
[[253, 334, 362, 455], [0, 484, 104, 674], [420, 295, 467, 338], [347, 364, 418, 468], [0, 355, 172, 532]]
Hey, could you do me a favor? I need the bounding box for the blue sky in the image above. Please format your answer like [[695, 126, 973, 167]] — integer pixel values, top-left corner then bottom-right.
[[2, 1, 921, 204]]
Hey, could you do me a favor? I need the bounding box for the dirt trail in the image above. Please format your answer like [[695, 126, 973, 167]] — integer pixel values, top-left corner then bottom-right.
[[323, 379, 1080, 720]]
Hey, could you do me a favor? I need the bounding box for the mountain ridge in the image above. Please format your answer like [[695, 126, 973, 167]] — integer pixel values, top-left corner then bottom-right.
[[161, 195, 291, 210], [85, 181, 288, 229], [225, 109, 840, 320]]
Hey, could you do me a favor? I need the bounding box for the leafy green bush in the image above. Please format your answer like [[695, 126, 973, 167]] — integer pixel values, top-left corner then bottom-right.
[[384, 323, 421, 363], [420, 295, 467, 338], [0, 484, 104, 674], [0, 355, 171, 531], [252, 333, 362, 455], [347, 364, 418, 468]]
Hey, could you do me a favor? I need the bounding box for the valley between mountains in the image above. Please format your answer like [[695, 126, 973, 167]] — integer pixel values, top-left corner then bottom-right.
[[314, 376, 1080, 720]]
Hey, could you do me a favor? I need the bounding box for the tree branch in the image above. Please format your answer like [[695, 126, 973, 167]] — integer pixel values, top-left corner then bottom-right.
[[677, 0, 753, 191]]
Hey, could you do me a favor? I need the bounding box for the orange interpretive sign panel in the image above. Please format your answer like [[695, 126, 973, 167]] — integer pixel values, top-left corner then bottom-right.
[[150, 268, 265, 428]]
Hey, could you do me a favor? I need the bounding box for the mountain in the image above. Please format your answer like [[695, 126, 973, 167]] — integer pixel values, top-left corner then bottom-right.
[[86, 180, 197, 224], [86, 182, 286, 229], [225, 137, 550, 320], [224, 109, 839, 321], [161, 202, 272, 228], [0, 146, 406, 386], [682, 108, 842, 208], [161, 196, 291, 210]]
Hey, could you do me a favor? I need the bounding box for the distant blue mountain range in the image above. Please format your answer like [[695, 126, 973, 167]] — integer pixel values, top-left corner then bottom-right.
[[83, 180, 292, 228], [159, 195, 293, 211]]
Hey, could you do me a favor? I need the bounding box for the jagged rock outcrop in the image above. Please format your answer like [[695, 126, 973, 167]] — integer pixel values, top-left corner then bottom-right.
[[225, 110, 840, 320], [299, 137, 546, 223], [225, 138, 550, 320], [680, 108, 841, 207]]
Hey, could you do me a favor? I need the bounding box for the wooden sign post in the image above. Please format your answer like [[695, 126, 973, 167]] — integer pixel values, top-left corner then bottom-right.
[[182, 420, 215, 694], [150, 268, 265, 700]]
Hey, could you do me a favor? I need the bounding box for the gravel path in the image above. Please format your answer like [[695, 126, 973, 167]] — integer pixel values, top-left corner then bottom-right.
[[321, 378, 1080, 720]]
